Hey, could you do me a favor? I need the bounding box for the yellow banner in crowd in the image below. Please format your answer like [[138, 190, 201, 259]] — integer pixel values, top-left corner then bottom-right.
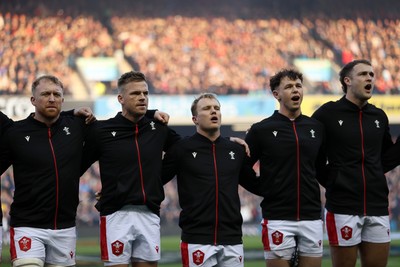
[[301, 95, 400, 123]]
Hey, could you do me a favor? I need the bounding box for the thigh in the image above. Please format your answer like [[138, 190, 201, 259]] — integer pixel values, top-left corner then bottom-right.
[[45, 227, 76, 266], [10, 227, 46, 262], [359, 241, 390, 267], [217, 245, 244, 267], [181, 243, 218, 267], [297, 220, 323, 257], [329, 245, 358, 267], [325, 212, 362, 246]]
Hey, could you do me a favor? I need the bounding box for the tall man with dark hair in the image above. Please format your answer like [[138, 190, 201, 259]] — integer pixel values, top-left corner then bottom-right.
[[312, 59, 393, 267], [245, 69, 326, 267], [81, 71, 181, 267]]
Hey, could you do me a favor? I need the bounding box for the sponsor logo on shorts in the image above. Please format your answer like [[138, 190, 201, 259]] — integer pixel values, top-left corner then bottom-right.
[[70, 251, 74, 259], [192, 249, 205, 265], [18, 236, 31, 252], [111, 240, 124, 256], [271, 230, 283, 245], [239, 255, 243, 262], [341, 226, 353, 240], [155, 245, 159, 253]]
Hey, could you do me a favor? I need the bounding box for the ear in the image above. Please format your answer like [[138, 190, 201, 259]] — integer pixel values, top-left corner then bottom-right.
[[192, 116, 198, 125], [117, 94, 123, 104], [272, 90, 280, 101], [30, 96, 36, 106], [344, 77, 351, 86]]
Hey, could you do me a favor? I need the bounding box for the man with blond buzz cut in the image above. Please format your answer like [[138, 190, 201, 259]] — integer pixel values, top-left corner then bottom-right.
[[162, 93, 260, 267], [0, 75, 95, 267]]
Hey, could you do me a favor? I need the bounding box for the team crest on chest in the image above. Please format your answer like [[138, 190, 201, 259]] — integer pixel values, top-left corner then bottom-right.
[[63, 127, 71, 135], [111, 131, 116, 137], [229, 151, 235, 160], [272, 131, 278, 137], [150, 121, 156, 130], [310, 129, 315, 138], [338, 120, 343, 126], [375, 120, 380, 128], [192, 152, 197, 158], [25, 136, 30, 142]]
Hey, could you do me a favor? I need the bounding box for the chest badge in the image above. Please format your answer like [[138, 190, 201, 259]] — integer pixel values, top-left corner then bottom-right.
[[111, 131, 116, 137], [150, 121, 156, 130], [229, 151, 235, 160], [63, 127, 71, 135], [310, 129, 315, 138], [25, 136, 30, 142], [338, 120, 343, 126], [375, 120, 380, 128], [272, 131, 278, 137], [192, 152, 197, 158]]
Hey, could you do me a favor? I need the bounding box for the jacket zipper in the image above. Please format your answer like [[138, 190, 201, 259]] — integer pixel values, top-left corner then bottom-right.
[[212, 143, 219, 245], [292, 121, 300, 220], [134, 124, 146, 203], [48, 128, 59, 229], [359, 111, 367, 215]]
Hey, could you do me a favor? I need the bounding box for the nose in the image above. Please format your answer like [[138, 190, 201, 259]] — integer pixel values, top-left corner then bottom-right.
[[49, 94, 55, 102]]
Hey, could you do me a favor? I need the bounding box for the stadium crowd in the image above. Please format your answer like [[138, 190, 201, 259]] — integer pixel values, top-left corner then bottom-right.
[[0, 0, 399, 95]]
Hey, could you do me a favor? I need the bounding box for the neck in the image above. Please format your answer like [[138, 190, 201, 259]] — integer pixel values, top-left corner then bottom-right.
[[197, 128, 220, 142], [33, 113, 59, 127], [122, 111, 144, 123], [345, 94, 368, 108], [278, 109, 301, 120]]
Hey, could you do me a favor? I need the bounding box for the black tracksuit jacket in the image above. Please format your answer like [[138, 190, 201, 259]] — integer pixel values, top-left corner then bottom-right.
[[312, 96, 393, 216], [162, 133, 259, 245], [81, 112, 180, 216], [245, 111, 326, 221], [0, 114, 86, 229]]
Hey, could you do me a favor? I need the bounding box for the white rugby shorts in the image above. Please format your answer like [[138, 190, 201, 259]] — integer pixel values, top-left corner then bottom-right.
[[10, 226, 76, 266], [100, 205, 161, 265], [181, 242, 244, 267], [325, 211, 390, 246]]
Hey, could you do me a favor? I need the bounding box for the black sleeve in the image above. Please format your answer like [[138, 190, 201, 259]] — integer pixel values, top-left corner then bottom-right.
[[382, 135, 400, 172], [0, 111, 13, 135], [60, 109, 75, 117], [81, 123, 100, 175], [145, 109, 157, 119], [244, 125, 261, 166], [239, 156, 262, 196], [0, 130, 12, 176], [161, 143, 180, 185]]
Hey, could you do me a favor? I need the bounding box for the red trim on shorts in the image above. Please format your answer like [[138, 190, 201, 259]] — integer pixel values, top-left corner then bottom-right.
[[181, 242, 189, 267], [326, 211, 339, 245], [10, 227, 16, 260], [100, 216, 109, 261], [261, 219, 271, 251]]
